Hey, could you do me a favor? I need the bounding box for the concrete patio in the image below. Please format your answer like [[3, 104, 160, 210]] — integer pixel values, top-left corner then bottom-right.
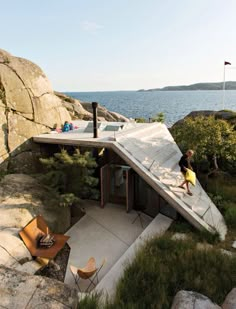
[[64, 201, 153, 292]]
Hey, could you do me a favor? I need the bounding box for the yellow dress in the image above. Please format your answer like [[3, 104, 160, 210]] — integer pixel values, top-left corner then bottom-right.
[[185, 168, 196, 186]]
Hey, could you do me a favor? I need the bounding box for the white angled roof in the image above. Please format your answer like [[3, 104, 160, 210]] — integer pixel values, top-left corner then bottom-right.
[[33, 121, 227, 239]]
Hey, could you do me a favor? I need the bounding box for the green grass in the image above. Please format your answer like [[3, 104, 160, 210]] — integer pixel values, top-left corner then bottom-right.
[[111, 236, 236, 308], [207, 176, 236, 203], [206, 175, 236, 245], [225, 207, 236, 228], [78, 176, 236, 308], [78, 294, 101, 309], [169, 218, 220, 244], [78, 236, 236, 309]]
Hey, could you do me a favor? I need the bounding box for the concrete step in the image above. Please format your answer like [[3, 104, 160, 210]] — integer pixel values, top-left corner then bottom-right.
[[94, 214, 173, 301]]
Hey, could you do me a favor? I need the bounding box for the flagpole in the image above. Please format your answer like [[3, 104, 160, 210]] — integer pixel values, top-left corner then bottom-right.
[[222, 63, 226, 110], [222, 61, 231, 110]]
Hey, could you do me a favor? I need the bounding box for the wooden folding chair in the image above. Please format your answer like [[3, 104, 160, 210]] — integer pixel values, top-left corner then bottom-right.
[[70, 257, 106, 292]]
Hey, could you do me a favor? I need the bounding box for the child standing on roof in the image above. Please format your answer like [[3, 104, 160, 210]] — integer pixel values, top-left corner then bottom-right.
[[178, 149, 194, 196]]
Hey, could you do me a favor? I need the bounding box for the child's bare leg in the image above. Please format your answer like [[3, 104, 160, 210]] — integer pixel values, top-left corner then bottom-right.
[[186, 181, 193, 195], [179, 180, 186, 188]]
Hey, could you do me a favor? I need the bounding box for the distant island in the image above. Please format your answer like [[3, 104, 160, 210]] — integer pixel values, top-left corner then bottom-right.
[[138, 81, 236, 91]]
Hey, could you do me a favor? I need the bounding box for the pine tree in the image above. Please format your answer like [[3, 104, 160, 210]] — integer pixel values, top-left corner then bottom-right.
[[39, 148, 99, 200]]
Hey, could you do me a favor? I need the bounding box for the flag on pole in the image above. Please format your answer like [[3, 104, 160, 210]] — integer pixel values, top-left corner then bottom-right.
[[224, 61, 231, 65]]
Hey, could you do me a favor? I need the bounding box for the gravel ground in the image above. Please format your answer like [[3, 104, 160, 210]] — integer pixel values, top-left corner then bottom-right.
[[35, 243, 70, 282]]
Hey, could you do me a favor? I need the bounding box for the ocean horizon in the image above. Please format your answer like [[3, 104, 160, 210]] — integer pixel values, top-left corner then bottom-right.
[[65, 90, 236, 126]]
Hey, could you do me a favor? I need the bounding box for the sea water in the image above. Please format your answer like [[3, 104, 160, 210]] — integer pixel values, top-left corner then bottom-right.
[[65, 90, 236, 126]]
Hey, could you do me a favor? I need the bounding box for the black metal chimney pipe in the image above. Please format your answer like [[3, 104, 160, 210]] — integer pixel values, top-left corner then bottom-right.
[[92, 102, 98, 138]]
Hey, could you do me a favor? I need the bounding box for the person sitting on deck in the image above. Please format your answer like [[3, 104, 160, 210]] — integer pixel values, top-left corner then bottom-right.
[[69, 122, 74, 130], [62, 121, 71, 132], [178, 149, 194, 196]]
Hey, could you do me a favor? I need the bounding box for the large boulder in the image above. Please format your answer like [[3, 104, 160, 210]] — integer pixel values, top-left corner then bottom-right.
[[0, 174, 71, 272], [0, 173, 70, 233], [0, 49, 71, 171], [171, 290, 221, 309], [222, 288, 236, 309], [0, 266, 78, 309], [55, 91, 130, 122]]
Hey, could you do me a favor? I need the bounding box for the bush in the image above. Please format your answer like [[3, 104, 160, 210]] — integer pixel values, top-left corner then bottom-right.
[[152, 112, 165, 123], [225, 207, 236, 228], [171, 115, 236, 173], [196, 229, 220, 244], [39, 148, 99, 200], [208, 193, 227, 213], [135, 117, 146, 123], [59, 193, 80, 207]]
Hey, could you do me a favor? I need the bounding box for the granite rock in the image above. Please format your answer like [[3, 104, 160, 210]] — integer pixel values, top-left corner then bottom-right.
[[0, 49, 70, 171], [171, 290, 221, 309], [0, 266, 78, 309], [222, 288, 236, 309], [0, 174, 70, 272]]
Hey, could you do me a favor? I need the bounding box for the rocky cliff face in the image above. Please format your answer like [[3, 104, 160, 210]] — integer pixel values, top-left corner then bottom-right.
[[172, 110, 236, 127], [0, 49, 129, 172], [0, 49, 71, 171]]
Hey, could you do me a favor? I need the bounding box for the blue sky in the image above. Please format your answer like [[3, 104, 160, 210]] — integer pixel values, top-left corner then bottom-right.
[[1, 0, 236, 91]]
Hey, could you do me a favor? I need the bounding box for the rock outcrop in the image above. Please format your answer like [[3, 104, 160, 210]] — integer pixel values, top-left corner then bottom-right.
[[172, 110, 236, 127], [80, 101, 130, 122], [0, 173, 70, 233], [0, 49, 71, 171], [0, 174, 70, 274], [55, 91, 130, 122], [222, 288, 236, 309], [0, 49, 129, 172], [171, 290, 221, 309], [54, 91, 92, 120], [0, 266, 78, 309]]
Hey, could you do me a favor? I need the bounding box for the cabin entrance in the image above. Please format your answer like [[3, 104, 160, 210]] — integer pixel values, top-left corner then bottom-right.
[[100, 164, 134, 212]]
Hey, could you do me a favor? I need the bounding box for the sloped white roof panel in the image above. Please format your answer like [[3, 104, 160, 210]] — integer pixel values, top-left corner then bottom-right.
[[114, 123, 227, 239], [33, 121, 227, 239]]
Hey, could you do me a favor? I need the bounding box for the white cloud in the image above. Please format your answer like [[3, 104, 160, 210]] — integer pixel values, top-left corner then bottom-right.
[[80, 21, 104, 33]]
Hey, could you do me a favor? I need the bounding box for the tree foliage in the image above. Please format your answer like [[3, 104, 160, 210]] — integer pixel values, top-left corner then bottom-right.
[[152, 112, 165, 123], [39, 148, 99, 200], [135, 117, 146, 123], [171, 116, 236, 173]]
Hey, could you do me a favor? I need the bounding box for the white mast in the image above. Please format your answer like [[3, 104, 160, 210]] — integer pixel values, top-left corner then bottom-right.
[[222, 61, 231, 110], [222, 63, 226, 110]]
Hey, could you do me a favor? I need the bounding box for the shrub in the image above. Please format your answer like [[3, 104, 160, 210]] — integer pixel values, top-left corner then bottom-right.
[[152, 112, 165, 123], [135, 117, 146, 123], [196, 229, 220, 244], [208, 193, 227, 213], [171, 116, 236, 173], [39, 148, 99, 200], [59, 193, 80, 207], [225, 207, 236, 228]]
